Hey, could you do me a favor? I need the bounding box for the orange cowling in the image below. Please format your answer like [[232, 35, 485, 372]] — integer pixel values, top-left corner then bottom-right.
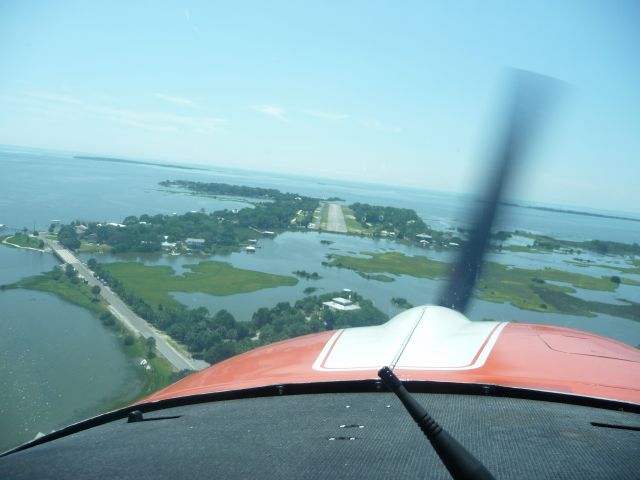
[[140, 314, 640, 406]]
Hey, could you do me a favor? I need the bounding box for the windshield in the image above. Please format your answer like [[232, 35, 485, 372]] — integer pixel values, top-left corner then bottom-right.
[[1, 1, 639, 453]]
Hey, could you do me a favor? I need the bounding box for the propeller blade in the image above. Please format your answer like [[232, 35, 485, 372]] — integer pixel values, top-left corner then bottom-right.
[[438, 70, 564, 313]]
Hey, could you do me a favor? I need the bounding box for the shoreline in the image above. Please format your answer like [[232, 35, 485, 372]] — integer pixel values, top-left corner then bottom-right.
[[1, 235, 47, 252]]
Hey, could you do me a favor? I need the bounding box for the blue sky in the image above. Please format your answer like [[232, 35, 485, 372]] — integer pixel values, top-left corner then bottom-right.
[[1, 1, 638, 212]]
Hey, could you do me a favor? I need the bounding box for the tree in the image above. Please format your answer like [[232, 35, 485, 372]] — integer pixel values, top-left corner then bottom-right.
[[123, 335, 135, 346], [51, 267, 62, 280], [91, 285, 101, 295], [48, 223, 56, 233], [213, 309, 236, 329], [58, 225, 80, 250], [204, 342, 236, 364], [65, 264, 76, 278], [611, 275, 621, 285], [100, 312, 116, 326], [87, 258, 97, 270], [146, 336, 156, 348]]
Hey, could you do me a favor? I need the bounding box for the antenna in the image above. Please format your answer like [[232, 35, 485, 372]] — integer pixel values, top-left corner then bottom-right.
[[378, 367, 494, 480]]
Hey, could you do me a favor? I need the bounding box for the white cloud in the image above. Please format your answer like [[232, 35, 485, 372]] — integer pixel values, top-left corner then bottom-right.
[[303, 109, 349, 121], [22, 91, 223, 133], [252, 104, 288, 122], [361, 118, 401, 133], [154, 93, 195, 107]]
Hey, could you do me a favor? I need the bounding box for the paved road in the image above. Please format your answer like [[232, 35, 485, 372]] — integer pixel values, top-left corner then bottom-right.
[[325, 203, 348, 233], [42, 235, 208, 372]]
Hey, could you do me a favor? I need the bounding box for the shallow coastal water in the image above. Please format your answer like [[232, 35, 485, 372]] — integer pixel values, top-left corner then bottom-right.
[[0, 271, 143, 452]]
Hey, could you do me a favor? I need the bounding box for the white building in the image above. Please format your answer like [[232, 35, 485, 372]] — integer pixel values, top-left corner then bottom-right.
[[322, 296, 361, 311], [186, 238, 205, 248]]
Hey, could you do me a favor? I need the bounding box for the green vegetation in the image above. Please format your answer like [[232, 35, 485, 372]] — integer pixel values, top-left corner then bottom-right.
[[58, 181, 320, 253], [293, 270, 322, 280], [203, 292, 388, 364], [357, 272, 395, 282], [58, 225, 80, 249], [99, 261, 298, 311], [328, 251, 450, 280], [341, 206, 371, 234], [9, 267, 106, 315], [324, 251, 640, 321], [475, 263, 623, 313], [161, 180, 301, 200], [77, 242, 112, 253], [348, 203, 457, 246], [1, 233, 44, 250], [89, 257, 387, 364], [303, 286, 318, 295], [391, 297, 414, 309], [515, 231, 640, 257], [531, 286, 640, 323], [320, 239, 334, 245], [320, 203, 329, 229]]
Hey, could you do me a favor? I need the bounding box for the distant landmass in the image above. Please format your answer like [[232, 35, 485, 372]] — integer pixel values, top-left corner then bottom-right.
[[74, 156, 209, 172], [502, 202, 640, 223]]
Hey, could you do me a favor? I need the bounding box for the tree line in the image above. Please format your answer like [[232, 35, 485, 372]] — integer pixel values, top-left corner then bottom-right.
[[349, 202, 456, 245], [56, 181, 320, 253]]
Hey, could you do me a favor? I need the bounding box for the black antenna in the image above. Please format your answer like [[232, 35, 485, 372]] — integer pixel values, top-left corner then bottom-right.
[[378, 367, 494, 480]]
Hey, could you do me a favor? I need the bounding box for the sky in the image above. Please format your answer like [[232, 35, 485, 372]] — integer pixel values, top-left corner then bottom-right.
[[0, 1, 639, 213]]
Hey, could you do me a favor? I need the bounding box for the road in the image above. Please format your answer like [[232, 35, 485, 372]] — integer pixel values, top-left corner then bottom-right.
[[325, 203, 348, 233], [42, 235, 209, 372]]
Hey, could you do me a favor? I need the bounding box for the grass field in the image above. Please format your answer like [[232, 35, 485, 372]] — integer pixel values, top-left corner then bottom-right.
[[319, 203, 329, 230], [1, 233, 43, 250], [102, 260, 298, 310], [328, 251, 450, 279], [341, 206, 372, 234], [11, 270, 107, 315], [78, 242, 112, 254], [326, 251, 640, 320]]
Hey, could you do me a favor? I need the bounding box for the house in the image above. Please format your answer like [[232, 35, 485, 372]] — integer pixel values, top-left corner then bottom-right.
[[161, 241, 177, 250], [322, 296, 361, 311], [248, 239, 258, 245], [416, 233, 432, 241], [75, 224, 88, 235], [262, 231, 275, 237], [186, 238, 205, 248], [245, 246, 256, 253]]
